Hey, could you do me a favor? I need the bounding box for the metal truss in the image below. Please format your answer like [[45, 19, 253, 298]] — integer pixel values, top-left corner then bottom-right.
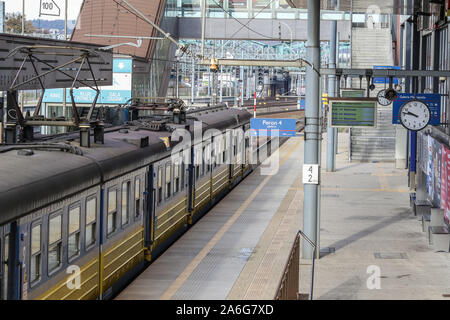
[[7, 45, 103, 129]]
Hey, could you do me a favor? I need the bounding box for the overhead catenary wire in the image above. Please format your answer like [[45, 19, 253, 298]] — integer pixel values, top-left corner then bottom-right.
[[207, 0, 277, 59]]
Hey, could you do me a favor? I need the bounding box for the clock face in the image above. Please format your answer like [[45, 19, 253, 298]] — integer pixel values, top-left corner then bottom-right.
[[399, 100, 431, 131], [377, 89, 392, 106]]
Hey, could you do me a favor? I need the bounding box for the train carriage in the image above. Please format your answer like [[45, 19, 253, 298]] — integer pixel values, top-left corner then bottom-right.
[[0, 107, 266, 300]]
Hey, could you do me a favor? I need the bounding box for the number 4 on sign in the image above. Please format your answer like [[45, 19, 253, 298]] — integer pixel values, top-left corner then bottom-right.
[[303, 164, 319, 185]]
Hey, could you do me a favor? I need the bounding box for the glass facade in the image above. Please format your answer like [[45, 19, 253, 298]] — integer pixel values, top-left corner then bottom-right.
[[168, 38, 351, 99], [171, 0, 351, 20], [132, 0, 178, 100]]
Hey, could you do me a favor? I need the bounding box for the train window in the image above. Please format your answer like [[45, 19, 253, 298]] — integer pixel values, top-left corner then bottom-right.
[[158, 166, 163, 205], [86, 197, 97, 248], [222, 137, 227, 163], [48, 214, 62, 273], [174, 164, 180, 194], [206, 143, 211, 173], [245, 137, 249, 165], [68, 206, 81, 260], [195, 150, 201, 180], [201, 147, 205, 176], [122, 181, 130, 226], [181, 162, 185, 191], [2, 234, 9, 297], [165, 164, 172, 199], [213, 138, 219, 167], [135, 178, 141, 218], [107, 188, 118, 235]]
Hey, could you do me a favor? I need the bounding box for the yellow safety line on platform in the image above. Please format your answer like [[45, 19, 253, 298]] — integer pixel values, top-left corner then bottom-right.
[[376, 163, 389, 190], [159, 137, 304, 300]]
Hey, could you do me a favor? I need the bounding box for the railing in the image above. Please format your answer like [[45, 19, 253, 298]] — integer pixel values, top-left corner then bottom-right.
[[274, 231, 300, 300], [274, 230, 317, 300]]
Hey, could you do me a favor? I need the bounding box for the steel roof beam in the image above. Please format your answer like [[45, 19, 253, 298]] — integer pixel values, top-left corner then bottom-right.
[[320, 68, 450, 78]]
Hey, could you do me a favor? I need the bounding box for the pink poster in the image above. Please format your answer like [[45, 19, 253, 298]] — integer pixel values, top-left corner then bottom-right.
[[441, 146, 448, 210]]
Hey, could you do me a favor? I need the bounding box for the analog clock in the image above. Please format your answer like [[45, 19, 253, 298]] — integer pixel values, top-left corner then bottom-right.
[[399, 100, 431, 131], [377, 89, 397, 106], [377, 89, 391, 106]]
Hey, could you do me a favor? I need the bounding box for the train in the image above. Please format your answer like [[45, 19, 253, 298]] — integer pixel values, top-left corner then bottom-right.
[[0, 104, 287, 300]]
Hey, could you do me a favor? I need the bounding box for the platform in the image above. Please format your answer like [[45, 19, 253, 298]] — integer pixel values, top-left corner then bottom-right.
[[302, 132, 450, 300], [116, 136, 305, 300], [116, 132, 450, 300]]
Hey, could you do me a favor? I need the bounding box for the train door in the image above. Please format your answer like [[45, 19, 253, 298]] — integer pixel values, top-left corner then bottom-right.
[[145, 164, 155, 249], [187, 145, 195, 213], [1, 222, 19, 300], [0, 227, 6, 300]]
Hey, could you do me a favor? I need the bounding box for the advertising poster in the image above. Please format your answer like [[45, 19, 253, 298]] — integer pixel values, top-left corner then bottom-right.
[[441, 146, 448, 210], [418, 132, 426, 172], [432, 139, 442, 208], [424, 133, 429, 172], [427, 135, 434, 199], [417, 132, 422, 171], [446, 147, 450, 225]]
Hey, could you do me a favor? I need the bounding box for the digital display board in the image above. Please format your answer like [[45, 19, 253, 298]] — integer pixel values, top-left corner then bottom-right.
[[330, 98, 377, 127], [340, 89, 366, 98]]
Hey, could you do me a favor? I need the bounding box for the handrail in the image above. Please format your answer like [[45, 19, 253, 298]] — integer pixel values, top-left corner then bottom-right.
[[274, 229, 316, 300], [298, 229, 317, 301], [275, 231, 300, 300]]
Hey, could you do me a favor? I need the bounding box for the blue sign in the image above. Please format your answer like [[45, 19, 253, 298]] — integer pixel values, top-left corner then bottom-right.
[[250, 118, 296, 137], [0, 2, 5, 33], [113, 59, 132, 73], [373, 66, 400, 84], [298, 98, 305, 111], [392, 93, 441, 125], [42, 88, 131, 105]]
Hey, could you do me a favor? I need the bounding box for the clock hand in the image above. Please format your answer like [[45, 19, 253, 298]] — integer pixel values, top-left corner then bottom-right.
[[402, 111, 419, 118]]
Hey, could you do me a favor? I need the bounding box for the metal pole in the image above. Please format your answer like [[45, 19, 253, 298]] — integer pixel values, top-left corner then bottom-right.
[[219, 65, 223, 102], [240, 51, 244, 106], [220, 40, 224, 102], [326, 6, 337, 172], [335, 76, 341, 153], [191, 58, 195, 104], [302, 0, 320, 259], [201, 0, 207, 58], [22, 0, 25, 35], [254, 91, 256, 118], [176, 61, 179, 99], [334, 28, 339, 155], [63, 0, 68, 123]]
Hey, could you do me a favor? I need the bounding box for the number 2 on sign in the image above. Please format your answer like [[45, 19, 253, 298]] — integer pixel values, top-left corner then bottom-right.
[[303, 164, 319, 185]]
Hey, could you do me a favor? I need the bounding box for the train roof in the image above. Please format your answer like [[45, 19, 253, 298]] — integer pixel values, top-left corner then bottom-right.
[[0, 108, 251, 226]]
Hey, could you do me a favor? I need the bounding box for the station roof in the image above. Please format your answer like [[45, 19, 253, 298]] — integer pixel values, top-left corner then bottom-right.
[[71, 0, 164, 60]]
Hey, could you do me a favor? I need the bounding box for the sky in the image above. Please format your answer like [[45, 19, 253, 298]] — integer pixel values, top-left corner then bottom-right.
[[2, 0, 83, 20]]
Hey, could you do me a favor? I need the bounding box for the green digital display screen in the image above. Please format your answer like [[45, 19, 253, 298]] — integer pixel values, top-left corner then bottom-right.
[[331, 101, 377, 127], [340, 89, 366, 98]]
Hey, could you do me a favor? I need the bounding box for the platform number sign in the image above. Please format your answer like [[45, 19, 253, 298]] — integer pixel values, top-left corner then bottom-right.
[[40, 0, 61, 17], [303, 164, 319, 185]]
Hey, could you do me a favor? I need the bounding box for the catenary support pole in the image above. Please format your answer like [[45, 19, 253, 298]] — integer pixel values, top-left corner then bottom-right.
[[63, 0, 68, 122], [326, 3, 337, 172], [191, 58, 195, 104], [302, 0, 320, 259], [254, 91, 257, 118], [201, 0, 206, 58]]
